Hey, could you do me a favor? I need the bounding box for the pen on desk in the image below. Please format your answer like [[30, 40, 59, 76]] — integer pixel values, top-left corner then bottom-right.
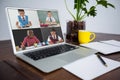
[[95, 53, 108, 67]]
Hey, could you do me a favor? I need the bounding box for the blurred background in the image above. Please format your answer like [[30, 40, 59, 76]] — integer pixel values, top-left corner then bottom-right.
[[0, 0, 120, 41]]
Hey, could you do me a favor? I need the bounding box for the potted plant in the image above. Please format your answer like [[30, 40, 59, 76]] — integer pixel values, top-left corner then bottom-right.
[[64, 0, 115, 43]]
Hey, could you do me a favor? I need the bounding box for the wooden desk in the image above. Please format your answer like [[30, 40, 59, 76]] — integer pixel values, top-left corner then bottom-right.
[[0, 33, 120, 80]]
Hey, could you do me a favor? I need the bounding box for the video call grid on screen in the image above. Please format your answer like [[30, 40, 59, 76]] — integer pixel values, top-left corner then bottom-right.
[[7, 8, 64, 52]]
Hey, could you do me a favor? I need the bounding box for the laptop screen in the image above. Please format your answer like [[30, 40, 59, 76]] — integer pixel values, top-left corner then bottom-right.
[[6, 8, 64, 52]]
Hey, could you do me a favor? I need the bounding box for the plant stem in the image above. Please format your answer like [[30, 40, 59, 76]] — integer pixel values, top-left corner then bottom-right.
[[64, 0, 76, 20], [76, 0, 80, 21]]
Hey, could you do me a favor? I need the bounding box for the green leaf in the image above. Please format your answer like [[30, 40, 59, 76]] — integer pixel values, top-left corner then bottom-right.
[[74, 0, 77, 3], [74, 3, 77, 9], [85, 0, 89, 3], [96, 0, 115, 8], [107, 3, 115, 8], [97, 0, 108, 8], [87, 6, 97, 17], [82, 8, 87, 13], [65, 0, 115, 21]]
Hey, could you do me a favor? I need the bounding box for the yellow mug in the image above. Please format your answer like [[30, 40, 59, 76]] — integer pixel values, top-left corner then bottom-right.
[[78, 30, 96, 44]]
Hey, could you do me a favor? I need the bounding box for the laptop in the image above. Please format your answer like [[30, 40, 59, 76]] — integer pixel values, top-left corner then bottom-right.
[[6, 7, 97, 73]]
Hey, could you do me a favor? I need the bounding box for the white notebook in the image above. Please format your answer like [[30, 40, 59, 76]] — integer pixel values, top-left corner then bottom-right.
[[63, 55, 120, 80], [101, 40, 120, 47], [80, 40, 120, 54]]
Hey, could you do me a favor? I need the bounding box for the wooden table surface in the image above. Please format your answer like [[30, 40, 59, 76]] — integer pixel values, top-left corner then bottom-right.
[[0, 33, 120, 80]]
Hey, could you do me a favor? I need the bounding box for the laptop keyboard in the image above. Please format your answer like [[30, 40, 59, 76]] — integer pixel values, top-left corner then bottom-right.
[[24, 44, 78, 60]]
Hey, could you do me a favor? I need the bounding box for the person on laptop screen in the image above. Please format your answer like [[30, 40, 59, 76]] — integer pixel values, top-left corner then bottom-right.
[[21, 30, 40, 50], [16, 9, 32, 29], [47, 29, 63, 44], [45, 11, 57, 25]]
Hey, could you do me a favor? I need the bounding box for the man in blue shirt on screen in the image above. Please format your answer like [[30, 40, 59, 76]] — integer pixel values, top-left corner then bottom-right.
[[16, 9, 32, 29]]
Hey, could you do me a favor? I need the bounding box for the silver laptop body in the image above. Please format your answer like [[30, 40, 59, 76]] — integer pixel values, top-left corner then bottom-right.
[[6, 7, 97, 73]]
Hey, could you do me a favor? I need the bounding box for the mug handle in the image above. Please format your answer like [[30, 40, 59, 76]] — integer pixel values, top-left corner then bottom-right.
[[90, 32, 96, 42]]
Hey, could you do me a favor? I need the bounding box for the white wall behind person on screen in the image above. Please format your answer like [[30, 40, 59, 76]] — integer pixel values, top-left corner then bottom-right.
[[0, 0, 120, 41], [8, 9, 40, 29]]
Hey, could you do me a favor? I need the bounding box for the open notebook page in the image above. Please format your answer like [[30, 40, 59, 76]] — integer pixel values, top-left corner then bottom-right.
[[101, 40, 120, 47], [63, 55, 120, 80], [80, 42, 120, 54]]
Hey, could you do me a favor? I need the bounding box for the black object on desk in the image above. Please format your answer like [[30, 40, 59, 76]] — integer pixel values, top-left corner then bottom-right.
[[95, 53, 108, 67]]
